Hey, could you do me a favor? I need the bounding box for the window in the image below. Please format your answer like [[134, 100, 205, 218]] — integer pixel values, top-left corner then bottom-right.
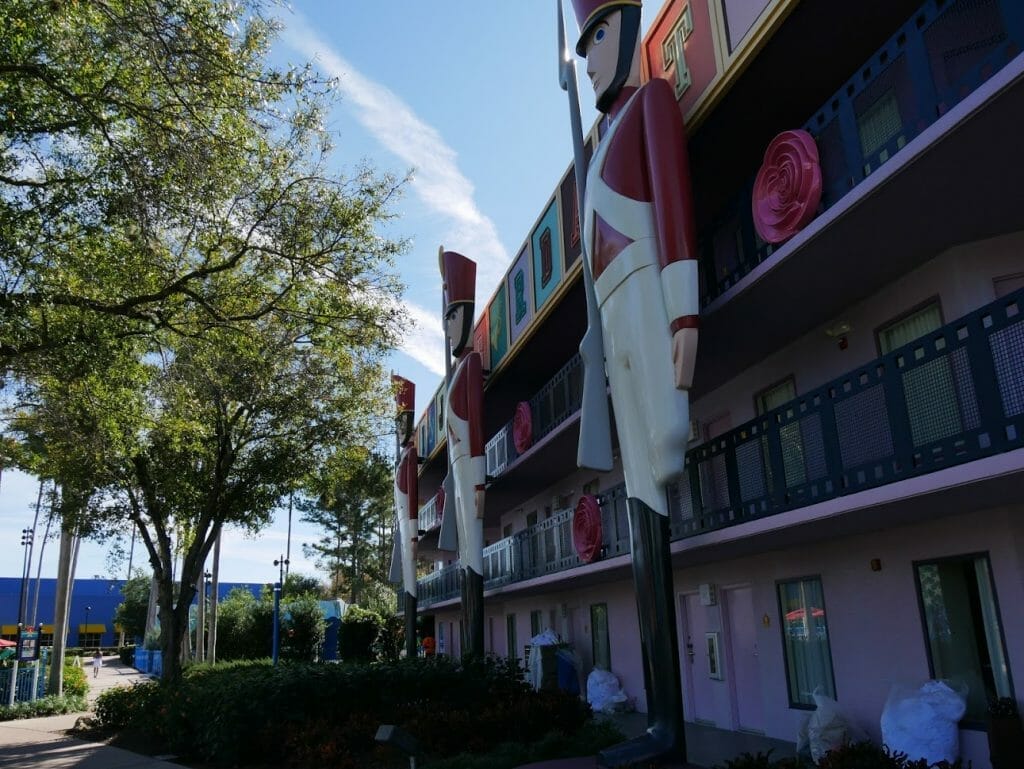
[[756, 376, 796, 415], [994, 272, 1024, 298], [530, 610, 543, 638], [591, 603, 611, 671], [661, 4, 694, 98], [877, 301, 942, 354], [506, 614, 517, 662], [78, 632, 102, 648], [915, 554, 1012, 724], [858, 88, 905, 169], [778, 577, 836, 707]]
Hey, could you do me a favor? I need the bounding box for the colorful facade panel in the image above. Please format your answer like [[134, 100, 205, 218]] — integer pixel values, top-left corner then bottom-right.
[[721, 0, 772, 53], [473, 311, 490, 371], [531, 199, 563, 313], [559, 169, 582, 272], [488, 289, 509, 369], [507, 244, 534, 345], [644, 0, 720, 118]]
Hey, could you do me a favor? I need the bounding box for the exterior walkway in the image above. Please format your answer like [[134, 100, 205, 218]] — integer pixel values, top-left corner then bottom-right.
[[516, 712, 796, 769], [0, 656, 181, 769]]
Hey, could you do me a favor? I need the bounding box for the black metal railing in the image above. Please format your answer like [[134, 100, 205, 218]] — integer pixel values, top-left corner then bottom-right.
[[699, 0, 1024, 305], [417, 289, 1023, 608], [486, 353, 584, 477]]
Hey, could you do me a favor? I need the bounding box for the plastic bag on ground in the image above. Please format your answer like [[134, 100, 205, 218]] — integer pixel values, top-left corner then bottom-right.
[[799, 692, 867, 763], [587, 668, 629, 713], [880, 680, 967, 764]]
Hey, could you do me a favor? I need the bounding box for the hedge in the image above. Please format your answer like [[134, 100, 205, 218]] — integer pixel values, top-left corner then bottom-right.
[[95, 655, 592, 768]]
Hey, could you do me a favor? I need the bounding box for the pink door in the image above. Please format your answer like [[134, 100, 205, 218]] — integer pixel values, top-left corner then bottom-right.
[[724, 586, 765, 733], [679, 593, 717, 725]]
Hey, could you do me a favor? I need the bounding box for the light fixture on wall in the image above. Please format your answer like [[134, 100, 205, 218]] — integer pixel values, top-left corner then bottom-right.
[[825, 320, 852, 350]]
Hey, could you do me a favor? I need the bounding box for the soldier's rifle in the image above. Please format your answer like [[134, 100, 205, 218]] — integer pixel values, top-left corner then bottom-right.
[[558, 1, 613, 472], [437, 246, 460, 552]]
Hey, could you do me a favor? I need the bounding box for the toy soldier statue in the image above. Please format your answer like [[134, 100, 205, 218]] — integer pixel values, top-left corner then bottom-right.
[[440, 249, 486, 659], [566, 0, 699, 764], [392, 374, 419, 659]]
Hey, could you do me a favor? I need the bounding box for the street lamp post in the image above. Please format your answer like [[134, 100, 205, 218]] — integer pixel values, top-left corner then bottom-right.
[[19, 528, 34, 626], [272, 555, 289, 666], [82, 605, 92, 648]]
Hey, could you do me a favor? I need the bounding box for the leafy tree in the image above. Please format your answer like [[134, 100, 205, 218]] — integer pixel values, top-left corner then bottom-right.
[[3, 0, 406, 684], [283, 573, 323, 600], [215, 587, 272, 661], [113, 570, 151, 643], [1, 0, 405, 371], [300, 450, 394, 605]]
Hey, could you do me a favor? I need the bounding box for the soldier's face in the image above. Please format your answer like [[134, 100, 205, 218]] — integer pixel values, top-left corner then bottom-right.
[[446, 304, 470, 356], [584, 11, 622, 102]]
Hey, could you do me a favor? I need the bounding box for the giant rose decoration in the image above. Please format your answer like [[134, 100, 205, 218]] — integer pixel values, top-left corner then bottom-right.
[[572, 494, 603, 563], [752, 129, 822, 244], [513, 401, 533, 454]]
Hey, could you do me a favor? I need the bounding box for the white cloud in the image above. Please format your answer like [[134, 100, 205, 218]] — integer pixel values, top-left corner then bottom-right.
[[400, 301, 447, 377], [280, 15, 510, 304]]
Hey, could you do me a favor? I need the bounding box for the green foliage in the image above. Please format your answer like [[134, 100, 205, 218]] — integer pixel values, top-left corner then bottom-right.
[[61, 660, 89, 698], [338, 606, 383, 662], [426, 719, 625, 769], [281, 593, 327, 663], [114, 571, 151, 642], [92, 656, 593, 767], [713, 742, 969, 769], [95, 681, 162, 731], [0, 694, 87, 722], [2, 0, 407, 685], [215, 587, 273, 661], [299, 451, 394, 604], [118, 646, 136, 665]]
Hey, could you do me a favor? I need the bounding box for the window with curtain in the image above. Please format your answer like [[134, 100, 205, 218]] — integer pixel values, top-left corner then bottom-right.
[[878, 301, 942, 354], [778, 577, 836, 707], [591, 603, 611, 671], [756, 376, 797, 415], [915, 554, 1012, 724]]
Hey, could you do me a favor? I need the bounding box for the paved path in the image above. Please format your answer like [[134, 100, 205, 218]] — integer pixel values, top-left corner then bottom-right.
[[0, 656, 181, 769]]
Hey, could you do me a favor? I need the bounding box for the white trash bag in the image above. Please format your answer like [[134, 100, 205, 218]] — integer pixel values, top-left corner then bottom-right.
[[586, 668, 629, 713], [880, 680, 967, 764], [797, 692, 869, 763]]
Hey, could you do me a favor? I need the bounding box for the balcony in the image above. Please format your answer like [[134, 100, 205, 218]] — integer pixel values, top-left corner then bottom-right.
[[692, 0, 1024, 398], [417, 289, 1024, 609], [700, 0, 1024, 306], [417, 493, 440, 535]]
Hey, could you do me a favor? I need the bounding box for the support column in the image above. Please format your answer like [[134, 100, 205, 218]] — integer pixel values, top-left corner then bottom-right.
[[598, 498, 688, 768], [460, 568, 485, 660]]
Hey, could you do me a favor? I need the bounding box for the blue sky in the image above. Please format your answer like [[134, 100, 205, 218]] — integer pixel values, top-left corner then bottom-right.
[[0, 1, 632, 586]]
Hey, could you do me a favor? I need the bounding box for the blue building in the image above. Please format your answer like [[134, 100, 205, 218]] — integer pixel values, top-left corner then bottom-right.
[[0, 577, 262, 648]]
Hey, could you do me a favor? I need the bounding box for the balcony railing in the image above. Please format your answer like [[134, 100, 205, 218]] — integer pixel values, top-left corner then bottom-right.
[[418, 493, 440, 533], [699, 0, 1024, 304], [486, 353, 584, 477], [418, 289, 1024, 609]]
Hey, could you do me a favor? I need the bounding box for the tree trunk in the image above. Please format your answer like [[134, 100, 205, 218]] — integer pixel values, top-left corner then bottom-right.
[[208, 533, 220, 663], [47, 526, 75, 695]]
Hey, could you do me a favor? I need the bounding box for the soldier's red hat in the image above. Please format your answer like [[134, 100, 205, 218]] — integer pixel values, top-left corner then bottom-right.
[[392, 374, 415, 414], [439, 249, 476, 308], [571, 0, 642, 55]]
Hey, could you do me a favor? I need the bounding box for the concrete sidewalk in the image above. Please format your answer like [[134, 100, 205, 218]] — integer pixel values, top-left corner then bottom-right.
[[0, 656, 182, 769]]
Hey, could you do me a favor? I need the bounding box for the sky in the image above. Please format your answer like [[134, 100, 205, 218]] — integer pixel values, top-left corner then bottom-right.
[[0, 1, 642, 588]]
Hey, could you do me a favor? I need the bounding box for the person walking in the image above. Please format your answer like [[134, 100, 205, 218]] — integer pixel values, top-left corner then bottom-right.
[[91, 650, 103, 678]]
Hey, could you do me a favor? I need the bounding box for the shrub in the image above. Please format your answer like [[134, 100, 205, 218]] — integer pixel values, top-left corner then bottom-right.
[[95, 655, 594, 768], [95, 681, 161, 730], [337, 606, 381, 661], [281, 593, 326, 663], [0, 694, 87, 722], [62, 661, 88, 698]]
